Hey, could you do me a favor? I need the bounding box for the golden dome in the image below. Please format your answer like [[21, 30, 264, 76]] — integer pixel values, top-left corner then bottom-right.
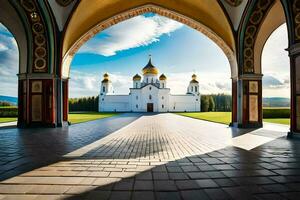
[[142, 58, 158, 75], [159, 74, 167, 80], [102, 73, 110, 83], [190, 74, 198, 83], [133, 74, 141, 81]]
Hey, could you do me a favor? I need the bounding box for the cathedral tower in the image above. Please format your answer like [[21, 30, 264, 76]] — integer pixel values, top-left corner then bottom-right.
[[187, 74, 199, 95]]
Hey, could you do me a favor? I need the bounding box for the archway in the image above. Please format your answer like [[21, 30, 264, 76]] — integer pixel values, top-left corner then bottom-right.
[[61, 3, 237, 125]]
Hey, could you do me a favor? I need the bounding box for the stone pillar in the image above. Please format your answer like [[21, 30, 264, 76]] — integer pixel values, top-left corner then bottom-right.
[[237, 74, 263, 128], [230, 79, 238, 126], [17, 74, 56, 128], [62, 79, 69, 122], [287, 43, 300, 135]]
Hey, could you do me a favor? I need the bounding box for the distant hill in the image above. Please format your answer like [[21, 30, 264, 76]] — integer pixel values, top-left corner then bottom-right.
[[263, 97, 290, 107], [0, 95, 18, 105]]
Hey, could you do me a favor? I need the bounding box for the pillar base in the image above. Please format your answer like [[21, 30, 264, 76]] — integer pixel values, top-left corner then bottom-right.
[[237, 122, 263, 129], [287, 131, 300, 139]]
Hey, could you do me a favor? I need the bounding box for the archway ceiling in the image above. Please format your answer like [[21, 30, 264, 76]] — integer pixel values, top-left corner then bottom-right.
[[62, 0, 236, 57], [220, 0, 249, 30]]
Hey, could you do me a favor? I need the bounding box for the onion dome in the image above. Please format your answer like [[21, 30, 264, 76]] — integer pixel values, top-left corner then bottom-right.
[[190, 74, 199, 83], [102, 73, 110, 83], [133, 74, 141, 81], [142, 57, 158, 75], [159, 74, 167, 80]]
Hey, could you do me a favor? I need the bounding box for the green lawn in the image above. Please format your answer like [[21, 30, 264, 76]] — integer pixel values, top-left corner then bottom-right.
[[177, 112, 231, 125], [68, 112, 118, 124], [177, 112, 290, 126], [263, 118, 290, 125], [0, 117, 17, 123], [0, 112, 118, 124]]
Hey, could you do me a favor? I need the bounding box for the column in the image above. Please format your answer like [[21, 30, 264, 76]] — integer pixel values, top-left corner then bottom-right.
[[237, 74, 263, 128], [287, 43, 300, 135]]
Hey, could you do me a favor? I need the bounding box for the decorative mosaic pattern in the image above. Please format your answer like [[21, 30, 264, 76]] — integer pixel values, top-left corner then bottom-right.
[[242, 0, 274, 73], [64, 4, 235, 78], [293, 0, 300, 41], [224, 0, 243, 7], [20, 0, 48, 73]]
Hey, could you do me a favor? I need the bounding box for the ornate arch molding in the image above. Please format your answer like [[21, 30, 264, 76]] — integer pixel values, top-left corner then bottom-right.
[[19, 0, 49, 73], [62, 4, 237, 79], [239, 0, 276, 74]]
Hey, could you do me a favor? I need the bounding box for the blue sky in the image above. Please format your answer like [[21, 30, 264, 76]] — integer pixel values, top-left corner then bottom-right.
[[0, 13, 290, 98]]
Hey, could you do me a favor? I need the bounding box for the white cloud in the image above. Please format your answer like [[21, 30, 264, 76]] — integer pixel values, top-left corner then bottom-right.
[[79, 15, 183, 56], [0, 23, 19, 97]]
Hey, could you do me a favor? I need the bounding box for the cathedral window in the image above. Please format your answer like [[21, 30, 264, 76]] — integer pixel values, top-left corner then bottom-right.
[[103, 86, 105, 92], [149, 86, 152, 90], [162, 83, 164, 88], [195, 86, 198, 92], [136, 82, 138, 88], [136, 104, 138, 108], [191, 86, 193, 92], [102, 98, 104, 101], [162, 104, 164, 108], [149, 95, 152, 100], [162, 96, 164, 100]]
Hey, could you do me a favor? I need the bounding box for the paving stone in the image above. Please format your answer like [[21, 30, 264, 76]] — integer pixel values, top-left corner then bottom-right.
[[109, 191, 131, 200], [175, 180, 200, 190], [156, 191, 181, 200], [196, 179, 219, 188], [154, 180, 177, 191], [204, 188, 231, 200], [181, 190, 210, 200], [132, 191, 155, 200], [134, 180, 153, 190]]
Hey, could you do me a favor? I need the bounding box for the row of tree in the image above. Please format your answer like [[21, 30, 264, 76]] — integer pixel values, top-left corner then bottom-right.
[[201, 94, 231, 112], [69, 96, 99, 111], [69, 94, 232, 112]]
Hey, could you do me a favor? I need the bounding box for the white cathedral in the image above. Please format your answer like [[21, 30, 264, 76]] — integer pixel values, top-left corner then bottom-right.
[[99, 57, 201, 112]]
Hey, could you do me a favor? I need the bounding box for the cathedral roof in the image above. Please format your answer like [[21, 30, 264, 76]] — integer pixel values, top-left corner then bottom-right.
[[159, 74, 167, 80], [133, 74, 141, 81], [142, 57, 159, 75]]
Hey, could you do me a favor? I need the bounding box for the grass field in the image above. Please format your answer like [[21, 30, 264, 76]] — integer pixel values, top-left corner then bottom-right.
[[0, 117, 17, 123], [0, 112, 118, 124], [68, 112, 118, 124], [177, 112, 290, 126]]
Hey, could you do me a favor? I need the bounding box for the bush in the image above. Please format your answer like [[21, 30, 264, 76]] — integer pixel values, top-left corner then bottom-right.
[[263, 108, 290, 118], [0, 107, 18, 117]]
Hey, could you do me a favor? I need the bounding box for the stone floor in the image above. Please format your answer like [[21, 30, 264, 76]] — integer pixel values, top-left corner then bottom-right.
[[0, 113, 300, 200]]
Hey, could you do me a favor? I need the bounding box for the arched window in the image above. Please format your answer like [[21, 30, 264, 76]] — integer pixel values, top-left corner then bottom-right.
[[147, 78, 148, 83], [195, 86, 197, 92], [162, 83, 164, 88], [103, 86, 105, 92], [162, 96, 164, 100], [151, 78, 153, 83], [162, 104, 164, 108], [149, 95, 152, 100], [136, 82, 138, 88], [149, 86, 152, 90], [136, 104, 138, 108], [191, 86, 193, 92]]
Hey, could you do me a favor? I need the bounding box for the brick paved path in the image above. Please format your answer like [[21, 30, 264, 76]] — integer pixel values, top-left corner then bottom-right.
[[0, 113, 300, 200]]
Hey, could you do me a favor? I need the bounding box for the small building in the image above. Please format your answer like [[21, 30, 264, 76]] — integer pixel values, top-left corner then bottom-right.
[[99, 57, 201, 112]]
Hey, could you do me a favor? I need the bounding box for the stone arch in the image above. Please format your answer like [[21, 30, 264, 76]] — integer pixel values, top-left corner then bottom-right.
[[0, 0, 28, 74], [254, 0, 286, 74], [62, 2, 236, 79]]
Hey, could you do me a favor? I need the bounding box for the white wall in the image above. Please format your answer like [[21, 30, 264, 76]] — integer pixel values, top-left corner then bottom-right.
[[169, 95, 201, 112], [99, 95, 130, 112]]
